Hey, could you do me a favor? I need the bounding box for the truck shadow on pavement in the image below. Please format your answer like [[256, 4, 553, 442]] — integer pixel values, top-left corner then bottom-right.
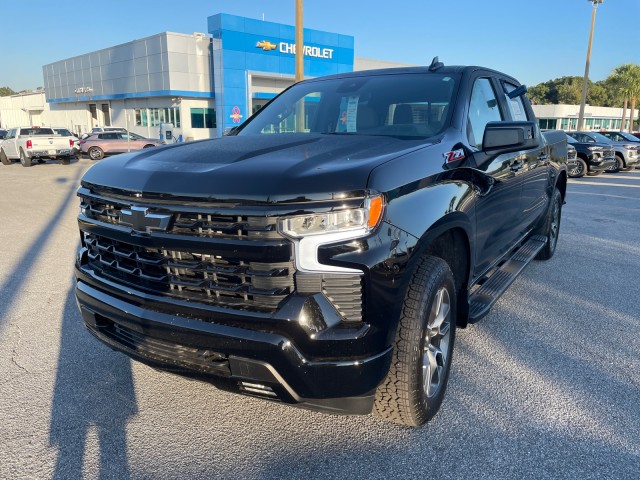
[[49, 284, 137, 480], [0, 167, 82, 338]]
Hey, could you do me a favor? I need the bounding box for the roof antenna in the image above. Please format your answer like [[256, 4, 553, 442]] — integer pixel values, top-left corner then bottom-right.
[[429, 56, 444, 71]]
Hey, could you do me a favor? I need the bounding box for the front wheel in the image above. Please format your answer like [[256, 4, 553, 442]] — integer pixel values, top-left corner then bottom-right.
[[568, 158, 587, 178], [605, 155, 623, 173], [19, 149, 32, 167], [536, 187, 562, 261], [0, 149, 10, 165], [374, 256, 456, 427]]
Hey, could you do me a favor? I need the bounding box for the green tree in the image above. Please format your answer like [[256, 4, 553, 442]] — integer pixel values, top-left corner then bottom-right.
[[0, 86, 16, 97], [609, 64, 640, 131]]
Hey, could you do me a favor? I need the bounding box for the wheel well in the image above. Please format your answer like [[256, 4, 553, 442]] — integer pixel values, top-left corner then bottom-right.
[[556, 170, 567, 200], [422, 228, 470, 328], [576, 153, 588, 161]]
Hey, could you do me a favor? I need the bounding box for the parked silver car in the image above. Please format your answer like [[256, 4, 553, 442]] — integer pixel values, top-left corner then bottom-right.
[[79, 132, 163, 160]]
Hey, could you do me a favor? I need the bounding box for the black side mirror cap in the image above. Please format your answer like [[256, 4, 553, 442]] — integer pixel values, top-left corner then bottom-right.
[[482, 121, 539, 154]]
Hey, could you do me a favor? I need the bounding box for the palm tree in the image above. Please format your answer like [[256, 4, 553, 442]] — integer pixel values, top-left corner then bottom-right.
[[611, 64, 640, 131]]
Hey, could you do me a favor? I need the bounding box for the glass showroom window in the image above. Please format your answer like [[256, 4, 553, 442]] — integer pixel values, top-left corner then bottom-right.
[[191, 108, 216, 128]]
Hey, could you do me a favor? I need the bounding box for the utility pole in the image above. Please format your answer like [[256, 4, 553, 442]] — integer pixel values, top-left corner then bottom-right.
[[295, 0, 304, 132], [577, 0, 603, 131], [295, 0, 303, 83]]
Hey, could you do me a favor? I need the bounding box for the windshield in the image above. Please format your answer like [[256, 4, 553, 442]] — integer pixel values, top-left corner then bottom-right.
[[566, 135, 577, 144], [612, 131, 639, 142], [589, 132, 612, 143], [238, 73, 458, 138]]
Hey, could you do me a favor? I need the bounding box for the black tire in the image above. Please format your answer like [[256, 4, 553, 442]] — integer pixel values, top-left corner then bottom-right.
[[0, 149, 10, 165], [568, 158, 587, 178], [374, 256, 456, 426], [61, 156, 71, 165], [88, 147, 104, 160], [605, 155, 623, 173], [19, 149, 32, 167], [535, 187, 562, 261]]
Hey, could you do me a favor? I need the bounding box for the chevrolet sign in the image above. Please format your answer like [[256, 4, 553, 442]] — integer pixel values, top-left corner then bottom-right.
[[256, 40, 334, 59]]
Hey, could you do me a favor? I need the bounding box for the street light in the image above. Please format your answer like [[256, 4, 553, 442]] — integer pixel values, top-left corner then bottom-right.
[[577, 0, 603, 131]]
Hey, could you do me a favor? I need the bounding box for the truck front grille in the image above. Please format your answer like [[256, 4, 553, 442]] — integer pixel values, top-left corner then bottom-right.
[[79, 195, 280, 240], [84, 233, 294, 312]]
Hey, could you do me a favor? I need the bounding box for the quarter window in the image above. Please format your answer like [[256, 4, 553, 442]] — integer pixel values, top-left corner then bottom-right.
[[503, 82, 528, 121], [467, 78, 503, 149]]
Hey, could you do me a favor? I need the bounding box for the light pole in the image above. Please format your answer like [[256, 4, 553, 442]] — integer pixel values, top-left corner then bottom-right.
[[577, 0, 603, 131], [295, 0, 304, 132]]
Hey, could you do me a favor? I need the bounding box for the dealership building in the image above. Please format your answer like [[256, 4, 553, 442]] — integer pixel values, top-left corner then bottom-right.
[[0, 12, 635, 139], [0, 13, 406, 140]]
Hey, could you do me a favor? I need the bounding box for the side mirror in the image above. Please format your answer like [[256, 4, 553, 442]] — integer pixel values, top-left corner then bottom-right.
[[482, 121, 539, 154]]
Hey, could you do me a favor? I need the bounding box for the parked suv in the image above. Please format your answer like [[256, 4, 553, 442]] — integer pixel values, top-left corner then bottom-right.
[[566, 134, 615, 177], [80, 132, 162, 160], [566, 131, 638, 172], [81, 127, 127, 140], [599, 131, 640, 169]]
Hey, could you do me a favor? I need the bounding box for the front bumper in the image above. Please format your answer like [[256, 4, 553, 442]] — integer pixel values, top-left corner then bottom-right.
[[589, 157, 615, 172], [75, 272, 393, 415]]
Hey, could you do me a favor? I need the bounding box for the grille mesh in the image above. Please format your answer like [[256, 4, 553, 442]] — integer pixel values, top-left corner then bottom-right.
[[84, 233, 294, 312]]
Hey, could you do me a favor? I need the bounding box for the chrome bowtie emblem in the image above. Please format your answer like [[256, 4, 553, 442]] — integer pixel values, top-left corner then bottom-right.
[[119, 206, 171, 233]]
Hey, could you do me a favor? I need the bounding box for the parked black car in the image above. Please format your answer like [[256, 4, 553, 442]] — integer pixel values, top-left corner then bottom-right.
[[566, 131, 638, 172], [74, 63, 567, 427], [566, 134, 615, 177]]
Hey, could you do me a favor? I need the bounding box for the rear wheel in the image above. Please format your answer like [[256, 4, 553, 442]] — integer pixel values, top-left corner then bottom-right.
[[88, 147, 104, 160], [374, 256, 456, 426], [568, 158, 586, 178], [0, 149, 10, 165], [536, 187, 562, 261], [19, 149, 32, 167]]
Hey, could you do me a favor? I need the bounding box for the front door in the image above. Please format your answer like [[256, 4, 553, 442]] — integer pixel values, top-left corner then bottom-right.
[[466, 77, 524, 278]]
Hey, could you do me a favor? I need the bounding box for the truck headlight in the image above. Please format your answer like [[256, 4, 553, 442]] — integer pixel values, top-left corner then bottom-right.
[[279, 195, 384, 273]]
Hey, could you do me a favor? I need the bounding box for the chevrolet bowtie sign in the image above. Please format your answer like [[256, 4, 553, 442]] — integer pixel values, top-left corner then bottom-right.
[[256, 40, 334, 59]]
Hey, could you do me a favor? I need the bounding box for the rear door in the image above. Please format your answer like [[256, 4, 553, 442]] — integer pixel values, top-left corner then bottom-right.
[[466, 76, 524, 277], [500, 80, 549, 235]]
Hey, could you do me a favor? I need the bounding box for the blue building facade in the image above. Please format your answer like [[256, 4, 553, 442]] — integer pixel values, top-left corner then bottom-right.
[[208, 14, 354, 134]]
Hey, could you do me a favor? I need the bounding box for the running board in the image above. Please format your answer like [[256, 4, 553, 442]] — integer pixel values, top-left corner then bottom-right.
[[468, 235, 547, 323]]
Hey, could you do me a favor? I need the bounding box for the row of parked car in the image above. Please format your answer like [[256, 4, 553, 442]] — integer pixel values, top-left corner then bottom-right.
[[0, 126, 162, 166], [566, 131, 640, 177]]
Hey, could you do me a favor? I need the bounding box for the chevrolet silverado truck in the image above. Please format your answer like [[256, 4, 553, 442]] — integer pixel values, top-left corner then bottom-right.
[[0, 127, 74, 166], [75, 61, 567, 427]]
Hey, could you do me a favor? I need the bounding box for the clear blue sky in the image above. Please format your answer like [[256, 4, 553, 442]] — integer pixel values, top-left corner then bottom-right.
[[1, 0, 638, 91]]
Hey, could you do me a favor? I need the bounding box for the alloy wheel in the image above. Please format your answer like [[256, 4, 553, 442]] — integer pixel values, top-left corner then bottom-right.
[[423, 287, 452, 398]]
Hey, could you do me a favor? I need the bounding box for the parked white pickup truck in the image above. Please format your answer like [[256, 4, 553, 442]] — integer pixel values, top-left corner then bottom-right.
[[0, 127, 74, 167]]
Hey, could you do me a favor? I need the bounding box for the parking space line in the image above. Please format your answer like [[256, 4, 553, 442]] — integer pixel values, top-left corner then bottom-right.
[[568, 181, 640, 188]]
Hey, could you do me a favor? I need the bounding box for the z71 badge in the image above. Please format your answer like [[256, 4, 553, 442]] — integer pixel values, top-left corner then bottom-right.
[[444, 148, 465, 163]]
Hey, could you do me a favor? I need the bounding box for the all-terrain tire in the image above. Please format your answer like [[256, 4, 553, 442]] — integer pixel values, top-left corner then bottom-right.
[[374, 255, 456, 427], [535, 187, 562, 261]]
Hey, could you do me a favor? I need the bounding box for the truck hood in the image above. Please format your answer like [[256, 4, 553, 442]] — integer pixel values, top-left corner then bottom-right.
[[82, 134, 431, 203]]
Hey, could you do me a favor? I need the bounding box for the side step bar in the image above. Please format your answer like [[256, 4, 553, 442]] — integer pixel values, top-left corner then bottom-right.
[[468, 235, 547, 323]]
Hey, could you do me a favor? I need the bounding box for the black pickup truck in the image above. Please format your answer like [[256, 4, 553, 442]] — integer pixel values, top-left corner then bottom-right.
[[74, 61, 567, 427]]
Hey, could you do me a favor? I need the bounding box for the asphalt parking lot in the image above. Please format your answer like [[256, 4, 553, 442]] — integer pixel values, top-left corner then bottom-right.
[[1, 158, 639, 479]]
